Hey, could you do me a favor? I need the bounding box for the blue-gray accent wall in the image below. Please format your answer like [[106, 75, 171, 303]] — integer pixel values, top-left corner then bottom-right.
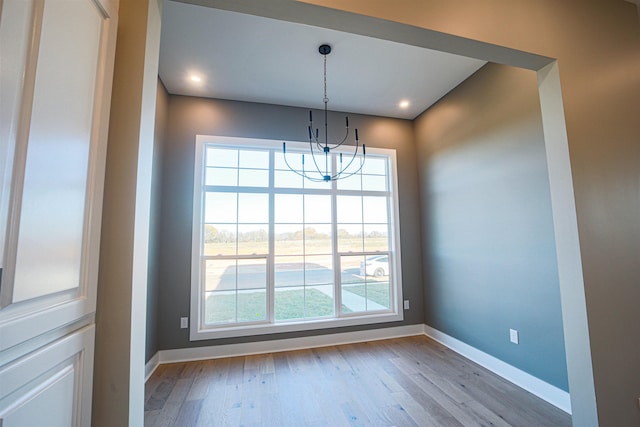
[[415, 63, 568, 391]]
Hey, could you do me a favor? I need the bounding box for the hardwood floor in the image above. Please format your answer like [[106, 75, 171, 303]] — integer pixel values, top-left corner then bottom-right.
[[144, 336, 571, 427]]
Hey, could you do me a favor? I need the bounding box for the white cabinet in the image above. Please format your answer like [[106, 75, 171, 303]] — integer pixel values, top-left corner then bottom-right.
[[0, 0, 118, 424]]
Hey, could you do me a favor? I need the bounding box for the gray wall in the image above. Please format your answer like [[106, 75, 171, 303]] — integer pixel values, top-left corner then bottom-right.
[[156, 95, 424, 350], [415, 63, 568, 390], [146, 79, 169, 362]]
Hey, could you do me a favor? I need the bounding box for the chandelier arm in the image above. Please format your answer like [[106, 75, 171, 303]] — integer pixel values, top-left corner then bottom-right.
[[282, 147, 302, 175], [282, 151, 327, 182], [330, 128, 351, 149], [335, 156, 360, 179], [308, 125, 324, 151], [312, 136, 323, 152], [314, 137, 325, 152], [333, 156, 365, 180], [335, 138, 364, 177]]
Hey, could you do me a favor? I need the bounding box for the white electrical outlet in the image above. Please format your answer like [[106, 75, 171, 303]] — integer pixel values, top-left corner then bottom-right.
[[510, 328, 519, 344], [404, 300, 410, 310], [180, 317, 189, 329]]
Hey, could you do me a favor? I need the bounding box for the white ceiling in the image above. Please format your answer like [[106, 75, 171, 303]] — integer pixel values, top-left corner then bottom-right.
[[159, 1, 487, 120]]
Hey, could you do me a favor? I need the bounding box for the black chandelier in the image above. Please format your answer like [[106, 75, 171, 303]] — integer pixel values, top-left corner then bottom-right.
[[282, 44, 365, 182]]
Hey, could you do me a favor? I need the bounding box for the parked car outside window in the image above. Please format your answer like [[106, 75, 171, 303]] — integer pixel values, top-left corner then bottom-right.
[[360, 255, 389, 277]]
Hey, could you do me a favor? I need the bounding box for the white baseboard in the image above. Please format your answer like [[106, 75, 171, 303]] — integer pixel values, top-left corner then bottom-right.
[[152, 324, 424, 365], [423, 324, 571, 414], [145, 352, 160, 382]]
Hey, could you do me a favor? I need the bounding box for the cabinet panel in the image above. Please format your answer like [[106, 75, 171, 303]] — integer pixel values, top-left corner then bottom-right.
[[1, 365, 75, 427], [0, 326, 95, 427], [0, 0, 34, 270], [12, 0, 104, 303]]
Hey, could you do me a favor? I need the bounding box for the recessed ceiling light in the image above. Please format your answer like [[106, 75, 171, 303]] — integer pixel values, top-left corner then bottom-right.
[[399, 100, 410, 109], [190, 75, 202, 83]]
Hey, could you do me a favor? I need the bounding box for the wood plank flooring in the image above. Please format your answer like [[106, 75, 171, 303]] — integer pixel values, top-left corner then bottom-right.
[[144, 335, 571, 427]]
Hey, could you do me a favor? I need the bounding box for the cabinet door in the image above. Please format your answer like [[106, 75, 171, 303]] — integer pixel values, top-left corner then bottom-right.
[[0, 0, 118, 424], [0, 0, 117, 346]]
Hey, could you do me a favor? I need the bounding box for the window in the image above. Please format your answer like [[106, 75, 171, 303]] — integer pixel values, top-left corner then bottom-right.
[[191, 136, 403, 340]]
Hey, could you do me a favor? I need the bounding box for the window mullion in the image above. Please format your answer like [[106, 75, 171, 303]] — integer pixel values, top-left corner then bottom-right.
[[360, 168, 365, 287], [302, 194, 307, 319], [331, 153, 342, 317], [268, 149, 275, 324]]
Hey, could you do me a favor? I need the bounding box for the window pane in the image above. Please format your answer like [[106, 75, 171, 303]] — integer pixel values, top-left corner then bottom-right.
[[236, 258, 267, 322], [337, 224, 363, 253], [275, 224, 303, 255], [203, 224, 236, 256], [275, 151, 302, 171], [238, 193, 268, 223], [275, 285, 305, 321], [336, 173, 361, 191], [237, 224, 268, 255], [275, 194, 303, 223], [205, 192, 237, 223], [207, 148, 237, 168], [206, 167, 237, 187], [341, 255, 365, 285], [237, 289, 267, 322], [237, 258, 266, 290], [239, 150, 269, 169], [337, 195, 362, 223], [204, 259, 236, 292], [204, 259, 236, 324], [274, 169, 303, 188], [339, 154, 364, 175], [364, 224, 389, 252], [367, 281, 391, 310], [340, 286, 367, 313], [361, 157, 387, 175], [340, 254, 390, 313], [274, 256, 304, 288], [362, 197, 388, 223], [304, 194, 331, 223], [306, 285, 334, 318], [205, 291, 236, 324], [305, 255, 333, 286], [304, 178, 332, 190], [238, 169, 269, 187], [362, 174, 387, 192], [304, 224, 332, 255]]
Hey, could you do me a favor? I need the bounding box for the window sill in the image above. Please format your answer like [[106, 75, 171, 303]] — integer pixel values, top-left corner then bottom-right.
[[190, 311, 404, 341]]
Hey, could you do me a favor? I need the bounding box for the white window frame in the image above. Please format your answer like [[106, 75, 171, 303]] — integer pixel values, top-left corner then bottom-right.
[[190, 135, 403, 340]]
